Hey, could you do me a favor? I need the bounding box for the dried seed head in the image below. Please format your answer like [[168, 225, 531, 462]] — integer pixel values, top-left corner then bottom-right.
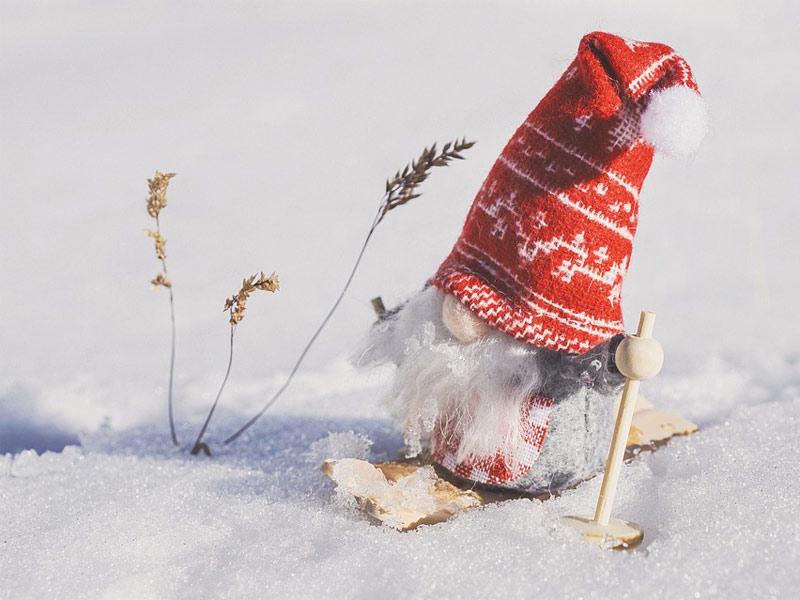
[[146, 171, 176, 219], [224, 271, 280, 325], [151, 273, 172, 288], [144, 229, 167, 260], [380, 138, 475, 223]]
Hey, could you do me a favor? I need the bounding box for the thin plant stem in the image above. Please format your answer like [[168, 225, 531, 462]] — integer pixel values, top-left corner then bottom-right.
[[166, 284, 178, 446], [191, 325, 236, 455], [223, 208, 382, 445], [223, 138, 475, 446], [156, 215, 180, 447]]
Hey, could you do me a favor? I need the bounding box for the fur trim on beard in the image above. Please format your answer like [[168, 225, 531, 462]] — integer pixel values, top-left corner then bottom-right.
[[355, 286, 548, 462]]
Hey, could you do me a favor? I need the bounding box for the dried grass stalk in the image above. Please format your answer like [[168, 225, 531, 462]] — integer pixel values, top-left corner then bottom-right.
[[223, 138, 476, 446], [151, 273, 172, 288], [145, 170, 179, 446], [147, 171, 176, 219], [380, 138, 476, 223], [224, 272, 280, 325], [191, 271, 280, 456], [144, 229, 167, 260]]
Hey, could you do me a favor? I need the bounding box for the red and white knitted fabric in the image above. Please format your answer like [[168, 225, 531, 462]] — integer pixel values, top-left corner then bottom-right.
[[431, 395, 554, 486], [433, 32, 700, 355]]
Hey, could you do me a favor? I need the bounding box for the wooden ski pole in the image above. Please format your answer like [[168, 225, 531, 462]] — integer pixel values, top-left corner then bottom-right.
[[561, 310, 664, 549]]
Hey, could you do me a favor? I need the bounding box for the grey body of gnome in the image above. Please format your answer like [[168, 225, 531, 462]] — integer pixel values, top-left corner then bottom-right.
[[516, 340, 623, 492], [358, 286, 626, 495]]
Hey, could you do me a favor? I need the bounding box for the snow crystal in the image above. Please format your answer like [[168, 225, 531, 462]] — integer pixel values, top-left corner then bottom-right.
[[306, 431, 374, 464], [4, 446, 83, 478]]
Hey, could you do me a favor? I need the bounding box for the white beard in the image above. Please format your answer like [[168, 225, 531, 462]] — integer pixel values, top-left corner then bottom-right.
[[355, 286, 547, 463]]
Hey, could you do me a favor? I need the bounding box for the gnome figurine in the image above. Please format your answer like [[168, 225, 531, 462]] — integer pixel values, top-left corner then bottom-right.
[[359, 32, 707, 494]]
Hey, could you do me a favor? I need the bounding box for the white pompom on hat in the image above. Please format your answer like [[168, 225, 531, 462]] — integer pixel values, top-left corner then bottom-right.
[[641, 85, 708, 157]]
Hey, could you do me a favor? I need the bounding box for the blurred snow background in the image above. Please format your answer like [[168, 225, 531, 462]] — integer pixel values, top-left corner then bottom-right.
[[1, 1, 799, 598]]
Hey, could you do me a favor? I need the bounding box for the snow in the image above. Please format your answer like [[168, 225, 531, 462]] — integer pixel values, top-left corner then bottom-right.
[[3, 386, 799, 598], [306, 430, 374, 464], [1, 1, 800, 598]]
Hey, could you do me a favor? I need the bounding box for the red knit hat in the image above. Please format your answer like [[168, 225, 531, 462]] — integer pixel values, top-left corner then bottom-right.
[[432, 32, 706, 354]]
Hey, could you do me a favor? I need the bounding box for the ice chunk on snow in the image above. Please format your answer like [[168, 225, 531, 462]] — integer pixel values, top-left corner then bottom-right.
[[4, 446, 83, 478], [328, 459, 441, 528], [306, 431, 373, 465]]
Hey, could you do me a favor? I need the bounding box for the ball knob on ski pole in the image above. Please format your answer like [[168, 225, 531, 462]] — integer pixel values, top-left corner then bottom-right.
[[560, 310, 663, 549]]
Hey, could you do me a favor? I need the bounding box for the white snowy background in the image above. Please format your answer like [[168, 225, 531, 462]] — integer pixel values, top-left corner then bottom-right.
[[1, 1, 799, 598]]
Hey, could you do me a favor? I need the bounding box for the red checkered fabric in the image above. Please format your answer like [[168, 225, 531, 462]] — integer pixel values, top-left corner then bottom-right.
[[433, 32, 700, 354], [431, 395, 554, 485]]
